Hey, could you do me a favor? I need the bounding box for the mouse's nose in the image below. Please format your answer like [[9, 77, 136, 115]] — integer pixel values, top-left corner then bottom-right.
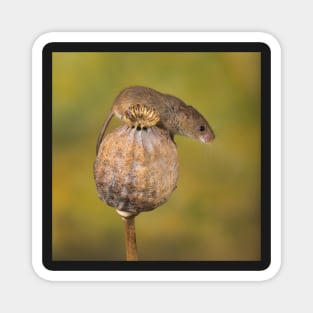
[[201, 129, 215, 144]]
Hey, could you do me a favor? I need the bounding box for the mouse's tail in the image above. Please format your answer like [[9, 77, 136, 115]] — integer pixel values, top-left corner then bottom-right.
[[96, 111, 114, 155]]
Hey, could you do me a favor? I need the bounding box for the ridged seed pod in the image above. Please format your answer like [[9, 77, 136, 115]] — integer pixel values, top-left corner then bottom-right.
[[94, 104, 179, 218]]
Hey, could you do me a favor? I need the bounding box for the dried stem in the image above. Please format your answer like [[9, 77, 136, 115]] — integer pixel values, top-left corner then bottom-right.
[[123, 216, 138, 261]]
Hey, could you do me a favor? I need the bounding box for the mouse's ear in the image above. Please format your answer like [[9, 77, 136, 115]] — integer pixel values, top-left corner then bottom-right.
[[177, 104, 192, 120]]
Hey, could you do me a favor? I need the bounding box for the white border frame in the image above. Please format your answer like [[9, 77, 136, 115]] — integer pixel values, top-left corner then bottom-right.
[[32, 32, 281, 281]]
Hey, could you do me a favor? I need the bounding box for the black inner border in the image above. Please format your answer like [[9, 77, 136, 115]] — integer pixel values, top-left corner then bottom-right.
[[42, 42, 271, 271]]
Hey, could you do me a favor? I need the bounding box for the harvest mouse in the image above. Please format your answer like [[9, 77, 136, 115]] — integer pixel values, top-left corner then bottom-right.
[[96, 86, 215, 154]]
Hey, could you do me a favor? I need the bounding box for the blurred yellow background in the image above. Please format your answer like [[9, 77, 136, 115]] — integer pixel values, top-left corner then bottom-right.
[[52, 51, 261, 261]]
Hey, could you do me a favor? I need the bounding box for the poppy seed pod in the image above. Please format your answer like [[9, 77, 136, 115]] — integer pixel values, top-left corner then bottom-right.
[[94, 104, 179, 218]]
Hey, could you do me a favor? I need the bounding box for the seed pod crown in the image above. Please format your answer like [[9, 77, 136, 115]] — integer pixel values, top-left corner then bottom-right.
[[122, 103, 160, 129]]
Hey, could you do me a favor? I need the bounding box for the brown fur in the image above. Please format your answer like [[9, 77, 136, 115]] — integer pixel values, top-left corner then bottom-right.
[[96, 86, 215, 154]]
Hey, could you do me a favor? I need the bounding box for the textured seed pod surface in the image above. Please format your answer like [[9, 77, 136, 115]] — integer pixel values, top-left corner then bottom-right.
[[94, 125, 179, 216]]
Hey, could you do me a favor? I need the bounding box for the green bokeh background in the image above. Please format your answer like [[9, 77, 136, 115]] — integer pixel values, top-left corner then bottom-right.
[[52, 51, 261, 261]]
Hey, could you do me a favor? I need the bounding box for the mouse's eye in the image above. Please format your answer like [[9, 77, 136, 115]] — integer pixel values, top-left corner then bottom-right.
[[199, 125, 205, 132]]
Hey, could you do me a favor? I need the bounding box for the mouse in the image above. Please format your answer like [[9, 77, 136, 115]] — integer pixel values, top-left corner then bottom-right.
[[96, 86, 215, 154]]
